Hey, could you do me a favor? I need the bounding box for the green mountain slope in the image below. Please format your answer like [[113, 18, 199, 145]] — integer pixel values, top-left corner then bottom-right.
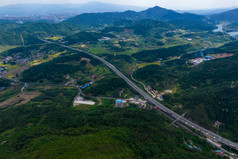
[[63, 31, 114, 45], [0, 31, 42, 45], [13, 22, 80, 37], [209, 8, 238, 22], [133, 41, 238, 141], [65, 6, 207, 26], [0, 88, 220, 158], [132, 44, 193, 62]]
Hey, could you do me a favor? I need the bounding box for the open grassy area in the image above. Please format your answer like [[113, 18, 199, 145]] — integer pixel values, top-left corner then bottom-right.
[[0, 63, 20, 70], [0, 45, 17, 54], [29, 50, 67, 66], [45, 36, 63, 41], [88, 46, 109, 54], [0, 85, 23, 103], [89, 46, 142, 55], [138, 62, 161, 68], [0, 91, 41, 108]]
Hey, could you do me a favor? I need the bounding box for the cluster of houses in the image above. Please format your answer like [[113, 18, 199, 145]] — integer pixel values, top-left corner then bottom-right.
[[128, 97, 147, 108], [147, 86, 158, 98], [0, 66, 8, 76], [0, 53, 31, 64], [74, 96, 148, 109], [1, 51, 47, 65], [115, 99, 127, 108], [146, 85, 173, 101], [115, 97, 147, 109], [1, 56, 13, 64], [183, 138, 202, 151], [189, 53, 233, 66], [189, 56, 212, 65], [212, 150, 224, 157], [98, 37, 111, 41]]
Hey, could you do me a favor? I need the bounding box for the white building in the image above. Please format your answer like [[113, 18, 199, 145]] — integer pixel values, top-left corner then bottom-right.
[[73, 96, 95, 106]]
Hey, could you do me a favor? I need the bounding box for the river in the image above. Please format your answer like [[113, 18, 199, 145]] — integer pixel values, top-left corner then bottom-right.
[[227, 31, 238, 37], [213, 24, 223, 32], [213, 24, 238, 37]]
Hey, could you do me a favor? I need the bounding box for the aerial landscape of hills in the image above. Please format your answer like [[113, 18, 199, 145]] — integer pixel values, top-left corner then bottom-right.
[[0, 1, 238, 158]]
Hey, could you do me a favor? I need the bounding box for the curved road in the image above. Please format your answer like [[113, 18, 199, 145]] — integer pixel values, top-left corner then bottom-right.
[[41, 39, 238, 151]]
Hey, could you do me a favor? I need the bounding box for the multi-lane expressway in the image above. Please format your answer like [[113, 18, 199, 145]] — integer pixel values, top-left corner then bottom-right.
[[41, 39, 238, 151]]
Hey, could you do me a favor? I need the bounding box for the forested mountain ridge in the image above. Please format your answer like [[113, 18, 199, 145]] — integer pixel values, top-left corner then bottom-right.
[[65, 6, 207, 26], [133, 41, 238, 141], [209, 8, 238, 22]]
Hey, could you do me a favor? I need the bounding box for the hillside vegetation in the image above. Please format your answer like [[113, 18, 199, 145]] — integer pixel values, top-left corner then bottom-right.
[[209, 9, 238, 22], [63, 31, 114, 45], [0, 31, 42, 45], [13, 22, 80, 37], [0, 88, 220, 159], [133, 41, 238, 141], [65, 6, 207, 26], [132, 44, 193, 62], [0, 6, 237, 158]]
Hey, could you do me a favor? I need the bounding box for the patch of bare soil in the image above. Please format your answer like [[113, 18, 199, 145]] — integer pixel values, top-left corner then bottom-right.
[[6, 66, 29, 77], [0, 91, 41, 108]]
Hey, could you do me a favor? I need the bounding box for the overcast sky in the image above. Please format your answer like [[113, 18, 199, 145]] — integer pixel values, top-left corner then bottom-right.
[[0, 0, 238, 10]]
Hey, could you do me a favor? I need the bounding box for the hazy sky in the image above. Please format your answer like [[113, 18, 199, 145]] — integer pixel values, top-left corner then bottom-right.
[[0, 0, 238, 10]]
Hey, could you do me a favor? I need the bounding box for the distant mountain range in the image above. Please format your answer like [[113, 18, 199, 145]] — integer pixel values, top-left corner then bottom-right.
[[0, 2, 145, 17], [65, 6, 207, 26], [178, 7, 238, 15], [209, 9, 238, 22], [1, 2, 238, 24]]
